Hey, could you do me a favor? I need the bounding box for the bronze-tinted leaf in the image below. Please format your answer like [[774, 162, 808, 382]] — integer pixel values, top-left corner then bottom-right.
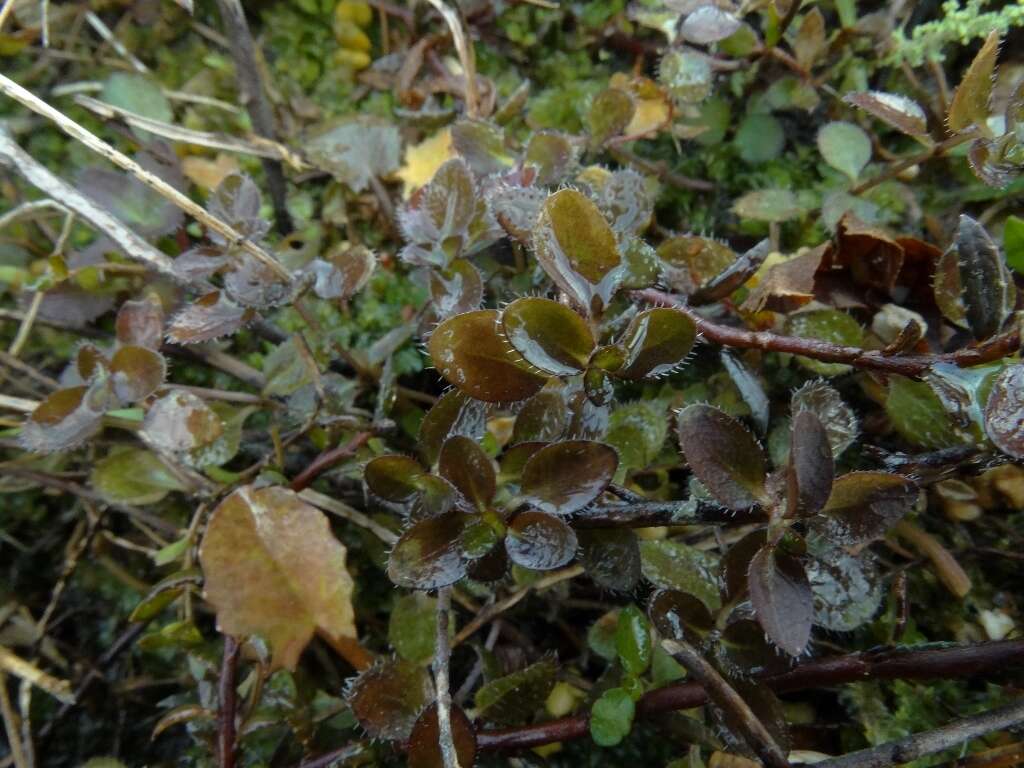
[[578, 528, 641, 591], [616, 308, 697, 380], [836, 215, 904, 293], [983, 364, 1024, 459], [533, 189, 622, 316], [792, 8, 826, 69], [116, 295, 164, 350], [722, 529, 767, 601], [748, 546, 812, 656], [934, 242, 968, 328], [715, 618, 791, 677], [75, 342, 108, 382], [843, 91, 928, 137], [19, 385, 104, 453], [407, 703, 477, 768], [166, 291, 257, 345], [505, 510, 577, 570], [491, 185, 545, 243], [524, 131, 577, 186], [199, 485, 356, 670], [947, 31, 1000, 133], [474, 657, 557, 726], [109, 345, 166, 404], [429, 258, 483, 319], [427, 310, 546, 403], [676, 404, 767, 510], [954, 214, 1013, 340], [512, 390, 568, 445], [588, 88, 635, 146], [521, 440, 618, 514], [791, 380, 858, 458], [418, 389, 488, 468], [451, 118, 514, 176], [387, 512, 467, 589], [307, 244, 376, 300], [740, 246, 823, 314], [438, 435, 495, 508], [658, 235, 735, 295], [501, 297, 594, 376], [208, 172, 268, 240], [347, 658, 433, 741], [648, 589, 714, 642], [786, 410, 833, 518], [364, 454, 425, 502], [816, 471, 917, 545]]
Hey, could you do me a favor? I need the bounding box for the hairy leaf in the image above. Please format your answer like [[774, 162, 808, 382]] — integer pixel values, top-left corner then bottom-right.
[[347, 659, 433, 740], [521, 440, 618, 514], [474, 657, 557, 725], [787, 410, 834, 518], [616, 308, 697, 380], [748, 546, 813, 656], [983, 364, 1024, 459], [947, 31, 1000, 132], [676, 404, 767, 509], [844, 91, 928, 137], [501, 297, 595, 376], [505, 510, 577, 570]]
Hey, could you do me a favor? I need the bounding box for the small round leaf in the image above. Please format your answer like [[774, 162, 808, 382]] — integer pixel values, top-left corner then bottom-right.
[[502, 297, 595, 375], [521, 440, 619, 514], [505, 510, 577, 570], [387, 512, 467, 589], [616, 308, 697, 380]]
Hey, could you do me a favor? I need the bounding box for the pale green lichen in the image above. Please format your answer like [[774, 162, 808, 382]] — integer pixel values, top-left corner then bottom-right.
[[888, 0, 1024, 67]]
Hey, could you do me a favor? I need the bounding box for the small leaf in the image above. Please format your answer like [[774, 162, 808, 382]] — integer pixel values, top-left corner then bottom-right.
[[792, 8, 826, 69], [208, 173, 267, 241], [513, 390, 569, 445], [732, 189, 803, 222], [816, 471, 917, 545], [983, 364, 1024, 459], [844, 91, 928, 137], [658, 235, 736, 295], [590, 687, 635, 747], [886, 376, 961, 449], [116, 295, 164, 350], [588, 88, 635, 146], [501, 297, 595, 376], [680, 5, 741, 44], [451, 118, 515, 176], [948, 31, 1000, 132], [418, 390, 487, 468], [108, 346, 166, 404], [806, 540, 882, 632], [786, 410, 834, 518], [533, 189, 622, 315], [817, 121, 872, 181], [523, 131, 577, 186], [306, 116, 401, 192], [658, 49, 712, 103], [364, 454, 425, 502], [616, 308, 697, 380], [615, 604, 652, 676], [407, 703, 477, 768], [438, 435, 496, 508], [348, 659, 433, 741], [91, 447, 186, 505], [142, 391, 224, 465], [748, 546, 813, 656], [721, 351, 770, 435], [387, 512, 467, 590], [389, 593, 443, 665], [19, 385, 105, 453], [505, 510, 577, 570], [954, 214, 1013, 340], [690, 239, 771, 305], [639, 539, 720, 611], [676, 404, 767, 510], [427, 309, 546, 403], [521, 440, 618, 514], [740, 247, 823, 313], [429, 258, 483, 319], [735, 114, 785, 164], [648, 589, 714, 642], [716, 618, 791, 677], [199, 486, 357, 670], [1005, 214, 1024, 275], [785, 310, 864, 376], [791, 380, 858, 458], [474, 658, 557, 725], [306, 244, 376, 300], [166, 291, 256, 345], [579, 529, 641, 592]]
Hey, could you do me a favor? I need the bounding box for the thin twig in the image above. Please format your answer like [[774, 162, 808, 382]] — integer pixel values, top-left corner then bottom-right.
[[634, 290, 1021, 379], [288, 431, 372, 492], [83, 11, 148, 74], [433, 587, 461, 768], [662, 638, 791, 768], [0, 130, 178, 280], [892, 521, 972, 598], [851, 132, 975, 196], [218, 636, 240, 768], [0, 647, 74, 704], [0, 673, 28, 768], [0, 74, 291, 282], [298, 488, 399, 545], [423, 0, 478, 118], [214, 0, 292, 234], [814, 698, 1024, 768]]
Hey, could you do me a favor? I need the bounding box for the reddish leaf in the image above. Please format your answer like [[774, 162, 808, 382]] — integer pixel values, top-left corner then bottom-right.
[[521, 440, 618, 515], [438, 435, 496, 509], [505, 510, 577, 570], [407, 703, 477, 768], [109, 345, 166, 404], [166, 291, 257, 345], [786, 409, 834, 518], [676, 404, 767, 510], [748, 546, 813, 656], [347, 658, 433, 741], [116, 295, 165, 350]]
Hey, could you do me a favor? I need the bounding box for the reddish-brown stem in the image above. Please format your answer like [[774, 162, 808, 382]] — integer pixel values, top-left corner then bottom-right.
[[634, 290, 1020, 379], [850, 132, 975, 196], [475, 639, 1024, 751], [289, 431, 372, 493], [218, 635, 240, 768]]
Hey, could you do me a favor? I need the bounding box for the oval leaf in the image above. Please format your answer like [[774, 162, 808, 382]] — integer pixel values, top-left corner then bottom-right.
[[748, 546, 813, 657], [387, 512, 467, 590], [817, 121, 872, 181], [501, 297, 594, 376], [786, 409, 834, 518], [520, 440, 618, 514], [676, 404, 767, 510], [984, 364, 1024, 459], [616, 308, 697, 380], [505, 510, 577, 570], [438, 435, 496, 508]]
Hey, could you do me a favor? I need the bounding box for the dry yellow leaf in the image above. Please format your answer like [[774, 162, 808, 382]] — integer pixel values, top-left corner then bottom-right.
[[199, 485, 357, 670], [182, 153, 240, 191], [396, 127, 454, 197]]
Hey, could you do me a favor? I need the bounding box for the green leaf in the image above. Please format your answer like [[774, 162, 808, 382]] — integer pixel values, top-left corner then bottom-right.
[[389, 593, 443, 665], [817, 121, 872, 181], [590, 687, 636, 747], [615, 605, 652, 676], [474, 657, 557, 725], [588, 88, 635, 146], [735, 113, 785, 164], [101, 73, 173, 141], [885, 377, 961, 449], [732, 189, 804, 222], [91, 447, 186, 505], [785, 310, 864, 376], [640, 539, 721, 611], [1005, 215, 1024, 275], [501, 297, 595, 376], [947, 31, 1000, 132]]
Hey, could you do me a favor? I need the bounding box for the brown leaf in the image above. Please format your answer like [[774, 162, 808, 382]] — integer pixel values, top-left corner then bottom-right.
[[741, 246, 826, 313], [835, 214, 904, 293], [748, 546, 813, 656], [199, 485, 357, 670], [116, 295, 165, 350], [844, 91, 928, 137], [166, 291, 257, 345]]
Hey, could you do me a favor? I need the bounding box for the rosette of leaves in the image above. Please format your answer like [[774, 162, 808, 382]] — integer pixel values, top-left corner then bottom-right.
[[674, 395, 917, 658], [427, 283, 697, 406], [20, 296, 167, 452], [366, 431, 618, 589], [168, 174, 376, 344]]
